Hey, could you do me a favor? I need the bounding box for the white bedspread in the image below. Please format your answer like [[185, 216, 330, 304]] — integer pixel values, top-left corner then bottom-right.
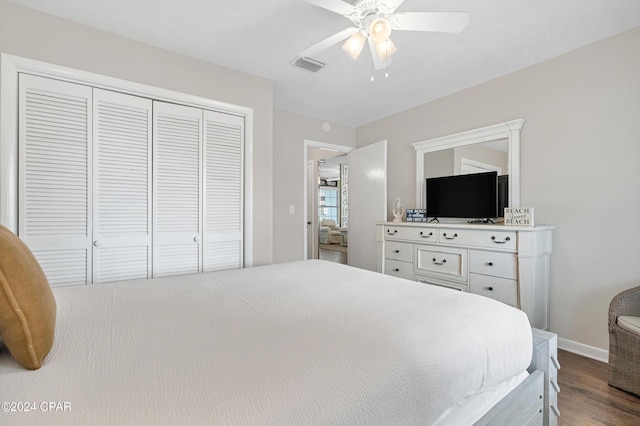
[[1, 260, 532, 425]]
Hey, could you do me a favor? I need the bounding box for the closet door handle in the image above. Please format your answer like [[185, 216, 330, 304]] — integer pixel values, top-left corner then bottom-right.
[[93, 240, 103, 248], [432, 258, 447, 266], [193, 236, 201, 243], [491, 236, 511, 244]]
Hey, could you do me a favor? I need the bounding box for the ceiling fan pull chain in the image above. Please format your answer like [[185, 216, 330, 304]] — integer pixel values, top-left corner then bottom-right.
[[385, 42, 389, 78], [370, 55, 375, 82]]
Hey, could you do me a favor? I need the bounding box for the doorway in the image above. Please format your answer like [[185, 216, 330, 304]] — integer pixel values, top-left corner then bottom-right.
[[303, 141, 352, 263], [318, 154, 349, 264], [304, 139, 388, 272]]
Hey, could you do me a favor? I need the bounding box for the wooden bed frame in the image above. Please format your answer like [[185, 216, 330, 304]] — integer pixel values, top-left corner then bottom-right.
[[476, 328, 558, 426]]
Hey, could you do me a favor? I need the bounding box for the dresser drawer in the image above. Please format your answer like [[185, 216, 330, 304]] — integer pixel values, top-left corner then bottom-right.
[[415, 246, 467, 282], [469, 273, 518, 306], [415, 275, 467, 292], [439, 228, 517, 251], [384, 259, 414, 280], [384, 226, 437, 243], [385, 241, 413, 263], [469, 250, 518, 280]]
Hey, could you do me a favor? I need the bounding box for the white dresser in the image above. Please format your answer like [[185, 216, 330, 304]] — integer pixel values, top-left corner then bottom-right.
[[377, 222, 554, 330]]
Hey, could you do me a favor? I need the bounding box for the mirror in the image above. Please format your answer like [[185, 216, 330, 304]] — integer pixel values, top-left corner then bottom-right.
[[413, 119, 524, 210]]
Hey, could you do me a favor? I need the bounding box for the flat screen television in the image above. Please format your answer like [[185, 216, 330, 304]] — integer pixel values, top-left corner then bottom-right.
[[426, 171, 498, 221]]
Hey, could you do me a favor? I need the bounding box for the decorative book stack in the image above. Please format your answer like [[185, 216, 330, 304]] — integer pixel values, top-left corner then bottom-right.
[[406, 209, 427, 222]]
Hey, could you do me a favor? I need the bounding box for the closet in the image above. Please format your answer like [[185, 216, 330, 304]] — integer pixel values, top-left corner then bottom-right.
[[18, 74, 244, 286]]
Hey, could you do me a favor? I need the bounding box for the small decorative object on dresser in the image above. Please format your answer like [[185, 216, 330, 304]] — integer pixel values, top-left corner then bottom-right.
[[406, 209, 427, 222], [505, 207, 535, 226], [392, 198, 405, 222]]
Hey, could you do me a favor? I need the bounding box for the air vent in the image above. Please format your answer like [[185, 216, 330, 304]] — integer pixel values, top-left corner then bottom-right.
[[293, 56, 325, 73]]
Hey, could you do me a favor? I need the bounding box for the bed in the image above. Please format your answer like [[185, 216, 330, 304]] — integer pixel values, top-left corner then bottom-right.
[[1, 260, 549, 425]]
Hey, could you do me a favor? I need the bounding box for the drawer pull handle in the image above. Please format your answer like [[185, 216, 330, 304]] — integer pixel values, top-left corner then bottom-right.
[[487, 262, 494, 267], [487, 286, 494, 291], [394, 268, 400, 272], [550, 354, 561, 370], [395, 250, 400, 253], [432, 258, 447, 265], [420, 231, 433, 238], [387, 229, 398, 234], [491, 236, 511, 244], [443, 233, 458, 240]]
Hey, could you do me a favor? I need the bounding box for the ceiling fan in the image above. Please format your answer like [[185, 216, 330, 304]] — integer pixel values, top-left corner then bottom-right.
[[298, 0, 469, 74]]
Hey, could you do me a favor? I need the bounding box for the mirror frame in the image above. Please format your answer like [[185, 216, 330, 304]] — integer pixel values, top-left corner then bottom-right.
[[413, 119, 524, 210]]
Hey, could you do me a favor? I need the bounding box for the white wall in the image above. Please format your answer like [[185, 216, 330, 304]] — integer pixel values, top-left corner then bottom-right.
[[357, 28, 640, 354], [0, 0, 274, 265], [272, 110, 356, 264]]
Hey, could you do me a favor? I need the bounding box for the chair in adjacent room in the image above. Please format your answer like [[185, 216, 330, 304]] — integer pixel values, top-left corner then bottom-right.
[[608, 285, 640, 396], [318, 219, 344, 245]]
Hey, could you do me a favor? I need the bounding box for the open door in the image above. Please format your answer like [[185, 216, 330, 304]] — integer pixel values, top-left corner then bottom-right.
[[348, 140, 387, 271]]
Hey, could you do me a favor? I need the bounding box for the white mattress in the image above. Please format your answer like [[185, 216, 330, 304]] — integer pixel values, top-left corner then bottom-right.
[[1, 260, 532, 425]]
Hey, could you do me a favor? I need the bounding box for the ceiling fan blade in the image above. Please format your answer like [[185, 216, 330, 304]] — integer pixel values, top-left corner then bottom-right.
[[393, 12, 470, 33], [304, 0, 356, 16], [368, 37, 392, 70], [298, 27, 359, 58]]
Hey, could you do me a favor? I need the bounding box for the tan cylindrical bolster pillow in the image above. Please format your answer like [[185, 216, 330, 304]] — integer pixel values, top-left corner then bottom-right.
[[0, 225, 56, 369]]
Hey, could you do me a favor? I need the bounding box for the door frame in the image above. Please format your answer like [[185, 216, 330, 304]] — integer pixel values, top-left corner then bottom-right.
[[303, 140, 353, 260]]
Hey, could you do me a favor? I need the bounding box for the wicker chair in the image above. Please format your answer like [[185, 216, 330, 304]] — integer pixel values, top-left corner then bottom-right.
[[608, 285, 640, 396]]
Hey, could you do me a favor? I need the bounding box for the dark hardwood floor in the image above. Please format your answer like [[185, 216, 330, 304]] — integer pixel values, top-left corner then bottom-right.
[[319, 245, 347, 264], [558, 349, 640, 425]]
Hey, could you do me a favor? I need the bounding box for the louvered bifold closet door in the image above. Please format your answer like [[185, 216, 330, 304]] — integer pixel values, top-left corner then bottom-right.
[[18, 74, 92, 286], [93, 89, 152, 283], [203, 110, 244, 271], [153, 102, 203, 277]]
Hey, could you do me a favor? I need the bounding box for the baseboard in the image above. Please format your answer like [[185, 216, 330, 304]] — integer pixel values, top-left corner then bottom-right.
[[558, 337, 609, 363]]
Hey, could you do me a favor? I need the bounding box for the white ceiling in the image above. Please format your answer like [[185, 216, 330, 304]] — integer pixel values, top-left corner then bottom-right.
[[8, 0, 640, 127]]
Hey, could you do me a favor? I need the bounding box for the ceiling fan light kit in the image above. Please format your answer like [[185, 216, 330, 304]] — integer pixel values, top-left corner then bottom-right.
[[301, 0, 469, 77], [369, 17, 392, 43], [375, 38, 396, 61], [342, 31, 367, 60]]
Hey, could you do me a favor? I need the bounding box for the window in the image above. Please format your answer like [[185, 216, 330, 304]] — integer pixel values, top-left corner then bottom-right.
[[319, 188, 339, 223]]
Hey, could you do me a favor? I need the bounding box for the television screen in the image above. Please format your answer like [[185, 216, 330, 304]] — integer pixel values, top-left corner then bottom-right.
[[426, 171, 498, 220]]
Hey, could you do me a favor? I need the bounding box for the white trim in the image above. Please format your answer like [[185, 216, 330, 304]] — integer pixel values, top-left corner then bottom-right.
[[243, 113, 254, 267], [0, 53, 254, 267], [558, 337, 609, 363], [460, 158, 502, 175], [0, 55, 19, 230], [413, 119, 524, 209], [303, 140, 353, 260]]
